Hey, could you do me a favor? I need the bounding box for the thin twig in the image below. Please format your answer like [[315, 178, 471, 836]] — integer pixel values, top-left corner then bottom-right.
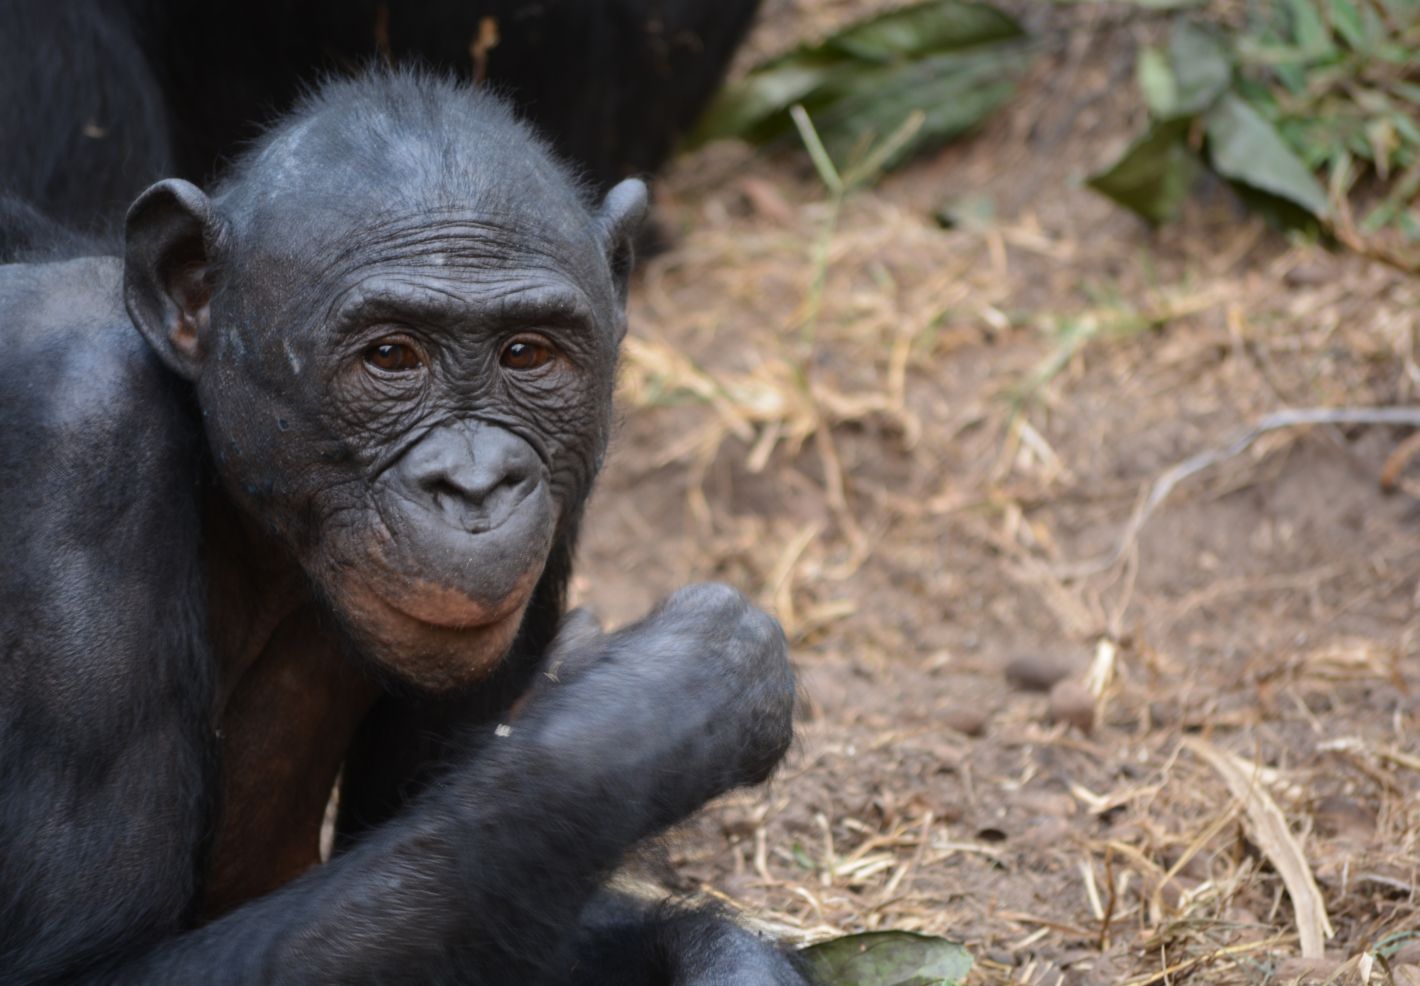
[[1098, 844, 1117, 952], [1121, 934, 1293, 986], [1056, 407, 1420, 579]]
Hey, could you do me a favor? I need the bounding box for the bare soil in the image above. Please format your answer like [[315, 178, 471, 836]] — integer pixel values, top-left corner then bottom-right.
[[572, 3, 1420, 983]]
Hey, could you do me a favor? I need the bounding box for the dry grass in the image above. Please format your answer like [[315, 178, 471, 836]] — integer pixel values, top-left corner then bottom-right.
[[572, 3, 1420, 983]]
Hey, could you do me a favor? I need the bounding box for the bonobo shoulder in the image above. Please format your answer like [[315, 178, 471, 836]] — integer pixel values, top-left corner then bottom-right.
[[0, 255, 125, 349], [0, 256, 193, 482]]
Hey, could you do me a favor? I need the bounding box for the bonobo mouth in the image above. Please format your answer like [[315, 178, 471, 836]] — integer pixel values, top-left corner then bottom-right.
[[369, 566, 544, 631]]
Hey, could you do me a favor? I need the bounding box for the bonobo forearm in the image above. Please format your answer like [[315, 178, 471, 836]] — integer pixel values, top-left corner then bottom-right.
[[111, 738, 648, 985]]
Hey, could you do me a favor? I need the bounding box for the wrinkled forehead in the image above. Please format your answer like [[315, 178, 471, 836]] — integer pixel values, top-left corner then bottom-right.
[[221, 163, 611, 324], [217, 205, 617, 356], [283, 202, 602, 271]]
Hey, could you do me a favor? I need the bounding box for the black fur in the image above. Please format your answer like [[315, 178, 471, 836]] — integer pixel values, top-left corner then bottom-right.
[[0, 0, 761, 256]]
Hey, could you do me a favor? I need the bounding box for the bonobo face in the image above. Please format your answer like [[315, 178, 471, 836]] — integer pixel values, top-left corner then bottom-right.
[[123, 124, 645, 689], [214, 210, 625, 687]]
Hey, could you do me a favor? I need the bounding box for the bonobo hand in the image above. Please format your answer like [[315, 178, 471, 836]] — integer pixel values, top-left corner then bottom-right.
[[522, 583, 796, 832]]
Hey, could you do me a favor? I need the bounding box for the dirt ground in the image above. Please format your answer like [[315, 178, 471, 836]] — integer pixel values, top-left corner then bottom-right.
[[571, 3, 1420, 984]]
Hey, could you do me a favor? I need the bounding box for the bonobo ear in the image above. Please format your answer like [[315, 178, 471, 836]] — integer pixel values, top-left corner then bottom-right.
[[594, 178, 648, 325], [123, 179, 226, 381]]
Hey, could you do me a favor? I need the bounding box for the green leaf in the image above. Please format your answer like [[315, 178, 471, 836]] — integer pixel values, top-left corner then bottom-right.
[[802, 932, 974, 986], [934, 193, 997, 229], [822, 0, 1023, 62], [1167, 21, 1233, 116], [1289, 0, 1329, 53], [689, 0, 1029, 163], [1281, 0, 1336, 56], [1402, 210, 1420, 244], [790, 841, 815, 870], [1086, 119, 1201, 226], [692, 62, 833, 144], [807, 48, 1024, 169], [1229, 183, 1327, 235], [1272, 58, 1310, 96], [1327, 0, 1364, 48], [1204, 92, 1331, 218], [1392, 112, 1420, 150], [1326, 0, 1382, 52], [1137, 46, 1178, 118]]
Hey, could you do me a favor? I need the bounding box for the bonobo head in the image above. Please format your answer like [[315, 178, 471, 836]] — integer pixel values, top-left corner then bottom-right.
[[121, 72, 646, 690]]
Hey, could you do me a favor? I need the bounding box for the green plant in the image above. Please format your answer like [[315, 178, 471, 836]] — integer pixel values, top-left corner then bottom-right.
[[1088, 2, 1420, 258], [801, 931, 974, 986], [691, 1, 1032, 180], [1088, 21, 1331, 229], [1237, 0, 1420, 240]]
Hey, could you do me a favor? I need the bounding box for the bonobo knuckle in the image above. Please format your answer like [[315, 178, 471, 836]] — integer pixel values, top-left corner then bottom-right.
[[664, 580, 748, 617], [719, 605, 787, 677], [739, 605, 786, 651], [738, 667, 799, 786]]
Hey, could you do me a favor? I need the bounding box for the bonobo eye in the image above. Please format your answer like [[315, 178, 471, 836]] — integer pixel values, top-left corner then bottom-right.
[[363, 337, 423, 374], [500, 336, 555, 372]]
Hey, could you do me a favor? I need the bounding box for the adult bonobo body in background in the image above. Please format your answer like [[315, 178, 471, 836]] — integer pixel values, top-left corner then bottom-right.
[[0, 0, 762, 249], [0, 72, 805, 985]]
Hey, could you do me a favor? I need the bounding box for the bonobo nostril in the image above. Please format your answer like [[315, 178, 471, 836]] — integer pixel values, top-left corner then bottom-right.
[[423, 463, 529, 511], [399, 423, 541, 530]]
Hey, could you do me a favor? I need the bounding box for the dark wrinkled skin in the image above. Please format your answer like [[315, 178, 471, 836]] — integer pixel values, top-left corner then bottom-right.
[[0, 73, 806, 985]]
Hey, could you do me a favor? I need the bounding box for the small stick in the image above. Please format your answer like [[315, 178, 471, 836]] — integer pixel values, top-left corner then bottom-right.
[[1098, 844, 1117, 952], [1057, 406, 1420, 579]]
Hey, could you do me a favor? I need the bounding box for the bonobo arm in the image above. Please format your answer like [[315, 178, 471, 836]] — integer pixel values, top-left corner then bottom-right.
[[0, 259, 217, 985], [121, 584, 793, 985], [82, 584, 789, 984]]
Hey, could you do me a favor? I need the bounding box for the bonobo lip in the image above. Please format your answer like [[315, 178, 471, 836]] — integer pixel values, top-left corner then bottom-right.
[[364, 566, 543, 631], [338, 574, 535, 692]]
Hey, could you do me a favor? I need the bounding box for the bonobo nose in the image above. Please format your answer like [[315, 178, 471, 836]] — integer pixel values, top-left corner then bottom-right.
[[374, 421, 554, 625], [398, 423, 542, 532]]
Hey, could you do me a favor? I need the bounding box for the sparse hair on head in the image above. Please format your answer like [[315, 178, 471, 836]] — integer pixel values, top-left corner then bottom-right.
[[213, 66, 596, 236]]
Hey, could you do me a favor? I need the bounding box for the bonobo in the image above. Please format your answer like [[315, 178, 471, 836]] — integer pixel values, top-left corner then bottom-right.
[[0, 72, 805, 985], [0, 0, 762, 247]]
